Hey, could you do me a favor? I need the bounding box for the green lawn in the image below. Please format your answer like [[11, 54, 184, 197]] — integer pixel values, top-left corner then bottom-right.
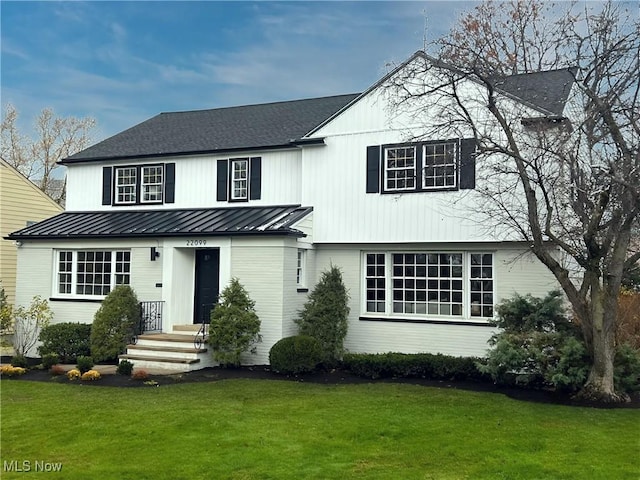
[[1, 379, 638, 479]]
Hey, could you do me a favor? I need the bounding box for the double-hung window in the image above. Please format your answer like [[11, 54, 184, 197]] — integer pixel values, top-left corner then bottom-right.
[[142, 165, 163, 203], [55, 250, 130, 298], [115, 167, 137, 204], [231, 159, 249, 200], [364, 251, 494, 321], [384, 146, 416, 191], [366, 138, 476, 194], [296, 249, 306, 287], [104, 163, 174, 206]]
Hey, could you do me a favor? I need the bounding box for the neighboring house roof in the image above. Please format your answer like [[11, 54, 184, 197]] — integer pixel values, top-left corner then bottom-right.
[[62, 94, 359, 163], [6, 205, 312, 240]]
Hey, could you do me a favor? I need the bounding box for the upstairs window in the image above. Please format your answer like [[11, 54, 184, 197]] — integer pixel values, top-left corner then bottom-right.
[[384, 146, 416, 191], [366, 138, 476, 194], [217, 157, 262, 202], [115, 167, 137, 204], [231, 159, 249, 200], [142, 165, 164, 203], [423, 142, 457, 189], [103, 163, 175, 206]]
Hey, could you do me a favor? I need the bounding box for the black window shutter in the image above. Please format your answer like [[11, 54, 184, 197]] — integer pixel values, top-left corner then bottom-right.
[[165, 163, 175, 203], [216, 160, 228, 201], [249, 157, 261, 200], [366, 145, 381, 193], [459, 138, 477, 190], [102, 166, 112, 205]]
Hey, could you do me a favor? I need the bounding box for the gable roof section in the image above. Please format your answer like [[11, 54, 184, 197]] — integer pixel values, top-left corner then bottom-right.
[[62, 94, 359, 163], [6, 205, 312, 240], [307, 51, 576, 136]]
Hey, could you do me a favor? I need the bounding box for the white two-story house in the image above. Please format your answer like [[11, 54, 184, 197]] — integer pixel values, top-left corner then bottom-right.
[[8, 52, 572, 369]]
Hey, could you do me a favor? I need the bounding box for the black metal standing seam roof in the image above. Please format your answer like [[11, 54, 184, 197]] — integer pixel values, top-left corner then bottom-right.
[[6, 205, 313, 240], [62, 94, 360, 163]]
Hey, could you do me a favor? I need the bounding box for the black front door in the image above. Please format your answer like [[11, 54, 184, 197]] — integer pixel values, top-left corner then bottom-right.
[[193, 249, 220, 324]]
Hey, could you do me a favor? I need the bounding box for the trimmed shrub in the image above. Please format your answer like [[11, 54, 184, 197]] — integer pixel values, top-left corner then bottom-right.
[[269, 335, 323, 375], [76, 355, 94, 374], [117, 359, 134, 376], [343, 352, 486, 381], [208, 278, 261, 367], [38, 322, 92, 363], [10, 354, 28, 368], [66, 368, 81, 380], [90, 285, 141, 362], [41, 353, 60, 370], [295, 265, 350, 366]]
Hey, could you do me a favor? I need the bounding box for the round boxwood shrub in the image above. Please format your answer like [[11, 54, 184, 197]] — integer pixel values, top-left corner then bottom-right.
[[269, 335, 323, 375], [90, 285, 141, 363]]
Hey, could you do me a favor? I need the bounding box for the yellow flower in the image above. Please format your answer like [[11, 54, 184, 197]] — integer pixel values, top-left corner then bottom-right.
[[66, 368, 81, 380]]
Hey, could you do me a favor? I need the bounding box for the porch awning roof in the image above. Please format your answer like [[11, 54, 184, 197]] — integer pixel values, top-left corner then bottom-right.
[[6, 205, 313, 240]]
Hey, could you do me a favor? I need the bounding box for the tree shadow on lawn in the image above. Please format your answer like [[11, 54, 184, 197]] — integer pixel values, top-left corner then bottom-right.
[[2, 358, 638, 410]]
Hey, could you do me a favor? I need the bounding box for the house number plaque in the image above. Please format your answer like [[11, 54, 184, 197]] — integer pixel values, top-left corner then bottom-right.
[[186, 240, 207, 247]]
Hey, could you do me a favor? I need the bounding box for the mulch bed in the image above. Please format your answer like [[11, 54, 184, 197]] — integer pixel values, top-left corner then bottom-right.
[[2, 359, 638, 409]]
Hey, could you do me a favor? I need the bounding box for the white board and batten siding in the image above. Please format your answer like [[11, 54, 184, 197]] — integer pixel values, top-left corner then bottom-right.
[[312, 243, 559, 358], [66, 150, 302, 211]]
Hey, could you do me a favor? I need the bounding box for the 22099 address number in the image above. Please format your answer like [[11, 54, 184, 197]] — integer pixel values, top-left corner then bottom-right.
[[186, 240, 207, 246]]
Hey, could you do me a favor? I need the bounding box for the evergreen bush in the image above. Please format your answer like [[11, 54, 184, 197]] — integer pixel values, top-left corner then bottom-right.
[[76, 355, 94, 374], [90, 285, 141, 362], [38, 322, 92, 363], [478, 291, 591, 391], [117, 359, 134, 376], [295, 265, 350, 366], [41, 353, 60, 370], [10, 354, 28, 369], [269, 335, 323, 374], [208, 278, 261, 367]]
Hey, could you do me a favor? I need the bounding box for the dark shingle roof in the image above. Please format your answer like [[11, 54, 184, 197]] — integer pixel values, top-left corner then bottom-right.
[[7, 205, 312, 240], [494, 68, 577, 116], [63, 94, 359, 163]]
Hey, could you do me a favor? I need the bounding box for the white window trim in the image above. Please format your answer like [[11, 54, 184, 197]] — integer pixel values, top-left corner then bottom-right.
[[296, 249, 307, 288], [361, 251, 495, 323], [53, 250, 131, 300], [230, 158, 249, 201], [115, 167, 137, 205], [141, 165, 164, 203], [422, 141, 458, 190], [383, 145, 416, 192]]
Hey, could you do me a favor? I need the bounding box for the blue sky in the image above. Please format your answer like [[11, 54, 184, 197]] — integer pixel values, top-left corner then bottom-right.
[[1, 1, 476, 143]]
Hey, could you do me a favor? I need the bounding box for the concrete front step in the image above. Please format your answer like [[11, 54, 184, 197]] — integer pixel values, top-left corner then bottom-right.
[[121, 326, 213, 372]]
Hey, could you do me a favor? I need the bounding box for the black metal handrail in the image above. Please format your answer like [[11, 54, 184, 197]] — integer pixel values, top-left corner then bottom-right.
[[139, 301, 164, 335], [194, 302, 216, 351]]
